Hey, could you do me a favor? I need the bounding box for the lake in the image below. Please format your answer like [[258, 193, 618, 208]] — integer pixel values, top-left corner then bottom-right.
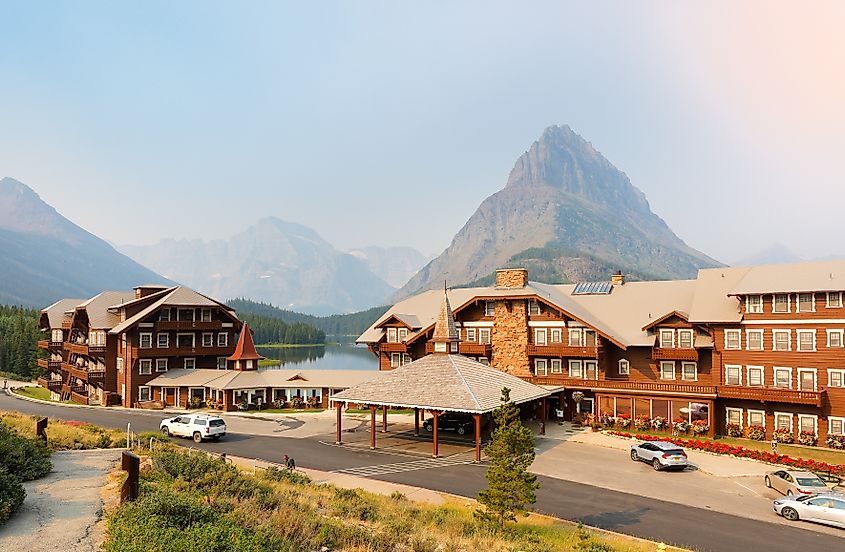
[[256, 340, 377, 372]]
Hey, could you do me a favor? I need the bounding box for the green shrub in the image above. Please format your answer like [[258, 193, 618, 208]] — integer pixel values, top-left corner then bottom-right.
[[0, 467, 25, 524], [155, 448, 223, 481], [0, 424, 51, 481], [263, 465, 311, 485]]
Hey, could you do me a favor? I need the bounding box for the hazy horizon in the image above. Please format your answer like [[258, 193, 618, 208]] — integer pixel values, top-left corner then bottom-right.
[[2, 2, 844, 264]]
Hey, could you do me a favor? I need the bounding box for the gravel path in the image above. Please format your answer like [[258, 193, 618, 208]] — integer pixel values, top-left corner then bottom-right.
[[0, 449, 121, 551]]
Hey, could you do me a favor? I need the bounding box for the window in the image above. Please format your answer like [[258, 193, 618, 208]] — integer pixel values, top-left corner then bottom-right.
[[798, 368, 817, 391], [584, 360, 598, 379], [138, 386, 151, 402], [746, 295, 763, 314], [773, 330, 791, 351], [797, 293, 815, 313], [747, 365, 764, 386], [157, 333, 169, 348], [465, 328, 477, 342], [775, 412, 793, 431], [569, 329, 583, 347], [830, 369, 845, 388], [139, 359, 152, 375], [535, 329, 547, 346], [159, 308, 170, 321], [450, 341, 458, 353], [550, 328, 562, 343], [745, 330, 763, 351], [116, 357, 124, 372], [829, 417, 845, 436], [618, 359, 630, 375], [178, 308, 194, 321], [202, 333, 213, 347], [218, 333, 228, 347], [177, 333, 195, 348], [390, 353, 400, 368], [659, 329, 675, 348], [216, 357, 227, 370], [478, 328, 491, 345], [726, 408, 743, 428], [386, 328, 397, 343], [550, 359, 562, 374], [773, 294, 790, 313], [681, 362, 697, 381], [798, 414, 817, 435], [678, 329, 693, 349], [201, 309, 212, 322], [477, 357, 490, 366], [484, 301, 495, 317], [827, 292, 843, 308], [534, 359, 548, 376], [725, 365, 742, 385], [140, 333, 152, 349], [184, 358, 196, 369], [827, 329, 844, 348], [155, 359, 168, 372], [398, 328, 408, 341], [584, 330, 597, 347], [774, 367, 792, 388], [568, 360, 583, 378], [797, 330, 816, 351], [724, 330, 741, 350], [528, 301, 541, 316], [660, 361, 676, 380], [748, 410, 765, 428]]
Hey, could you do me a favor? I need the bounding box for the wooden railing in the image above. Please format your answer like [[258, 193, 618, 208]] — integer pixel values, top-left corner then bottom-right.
[[62, 363, 89, 381], [423, 342, 493, 355], [37, 340, 49, 350], [529, 376, 717, 396], [652, 347, 699, 361], [61, 321, 72, 329], [87, 367, 106, 379], [716, 385, 824, 406], [37, 358, 48, 369], [527, 344, 600, 358], [37, 358, 62, 370], [70, 391, 88, 405], [380, 342, 408, 353], [155, 320, 223, 331], [37, 376, 63, 391], [64, 342, 89, 355], [130, 346, 233, 358]]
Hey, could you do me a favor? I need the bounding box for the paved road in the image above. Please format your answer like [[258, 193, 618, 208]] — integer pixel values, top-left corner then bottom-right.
[[2, 392, 842, 551]]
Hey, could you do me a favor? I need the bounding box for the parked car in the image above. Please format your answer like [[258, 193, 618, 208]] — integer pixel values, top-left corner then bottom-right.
[[773, 492, 845, 528], [765, 469, 829, 496], [160, 414, 227, 443], [630, 441, 688, 471], [423, 413, 477, 435]]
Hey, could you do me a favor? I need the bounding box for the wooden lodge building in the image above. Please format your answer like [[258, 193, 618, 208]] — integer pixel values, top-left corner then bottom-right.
[[37, 285, 371, 410], [358, 262, 845, 447]]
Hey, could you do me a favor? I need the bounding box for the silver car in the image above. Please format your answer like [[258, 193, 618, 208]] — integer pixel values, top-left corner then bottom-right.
[[630, 441, 688, 471], [765, 469, 828, 496], [773, 492, 845, 528]]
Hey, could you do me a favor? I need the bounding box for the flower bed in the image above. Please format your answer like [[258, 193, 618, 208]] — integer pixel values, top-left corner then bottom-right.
[[607, 431, 845, 476], [746, 425, 766, 441], [798, 431, 818, 447], [827, 434, 845, 450], [725, 423, 742, 438]]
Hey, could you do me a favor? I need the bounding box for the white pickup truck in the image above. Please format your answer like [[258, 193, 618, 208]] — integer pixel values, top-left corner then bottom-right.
[[160, 414, 227, 443]]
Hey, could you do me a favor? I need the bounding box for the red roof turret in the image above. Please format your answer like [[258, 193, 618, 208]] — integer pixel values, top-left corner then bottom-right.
[[227, 323, 264, 367]]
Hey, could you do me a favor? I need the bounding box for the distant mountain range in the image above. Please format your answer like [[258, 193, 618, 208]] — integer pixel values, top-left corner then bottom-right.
[[397, 125, 721, 298], [0, 177, 170, 307], [119, 218, 425, 315], [348, 246, 433, 288]]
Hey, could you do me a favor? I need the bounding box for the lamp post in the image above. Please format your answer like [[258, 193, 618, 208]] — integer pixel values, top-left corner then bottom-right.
[[572, 391, 584, 424]]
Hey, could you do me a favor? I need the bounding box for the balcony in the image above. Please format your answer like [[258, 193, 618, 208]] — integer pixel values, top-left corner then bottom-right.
[[37, 376, 63, 391], [37, 340, 49, 350], [64, 342, 89, 355], [61, 363, 91, 382], [61, 321, 72, 329], [527, 344, 600, 358], [131, 346, 233, 358], [716, 385, 824, 407], [380, 342, 408, 353], [37, 358, 62, 371], [70, 391, 88, 405], [154, 320, 223, 331], [529, 376, 717, 397], [652, 347, 699, 361], [87, 367, 106, 380], [423, 342, 493, 356]]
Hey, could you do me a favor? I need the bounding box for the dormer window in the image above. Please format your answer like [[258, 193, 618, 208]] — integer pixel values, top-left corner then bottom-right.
[[386, 328, 397, 343], [746, 295, 763, 314], [527, 301, 541, 316], [397, 328, 408, 342], [201, 309, 212, 322], [159, 308, 170, 322], [466, 328, 477, 342], [484, 301, 495, 317], [678, 329, 694, 349], [618, 359, 630, 375], [797, 293, 815, 313], [773, 294, 790, 313], [659, 329, 675, 348]]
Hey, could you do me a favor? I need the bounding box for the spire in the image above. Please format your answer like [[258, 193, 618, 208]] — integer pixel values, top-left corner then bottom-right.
[[431, 289, 459, 353], [227, 322, 264, 370]]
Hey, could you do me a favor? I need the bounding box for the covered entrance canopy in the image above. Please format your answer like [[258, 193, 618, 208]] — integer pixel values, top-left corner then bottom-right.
[[331, 353, 551, 460]]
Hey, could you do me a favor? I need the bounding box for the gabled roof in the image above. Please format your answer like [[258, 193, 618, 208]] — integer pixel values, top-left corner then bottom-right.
[[145, 368, 376, 390], [375, 313, 421, 329], [41, 298, 84, 329], [77, 291, 136, 329], [331, 354, 550, 414], [108, 286, 239, 335], [641, 310, 690, 331], [227, 323, 264, 363]]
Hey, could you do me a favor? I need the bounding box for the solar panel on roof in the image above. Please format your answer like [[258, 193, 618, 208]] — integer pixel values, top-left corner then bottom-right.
[[572, 281, 613, 295]]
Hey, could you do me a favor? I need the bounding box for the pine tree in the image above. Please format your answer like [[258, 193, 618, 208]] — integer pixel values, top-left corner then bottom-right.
[[475, 387, 540, 529]]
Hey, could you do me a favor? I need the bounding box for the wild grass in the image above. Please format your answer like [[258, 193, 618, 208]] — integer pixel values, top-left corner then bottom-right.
[[0, 410, 126, 451], [105, 445, 682, 552], [12, 385, 53, 401]]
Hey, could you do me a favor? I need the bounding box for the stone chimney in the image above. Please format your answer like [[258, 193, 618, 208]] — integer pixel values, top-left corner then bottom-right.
[[611, 271, 625, 286], [495, 268, 529, 289]]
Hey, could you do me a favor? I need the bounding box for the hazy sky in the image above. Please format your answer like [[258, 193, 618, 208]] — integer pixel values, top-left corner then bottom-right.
[[2, 2, 844, 263]]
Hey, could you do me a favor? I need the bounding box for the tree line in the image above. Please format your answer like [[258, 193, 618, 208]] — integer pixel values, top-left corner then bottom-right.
[[227, 298, 387, 337], [239, 312, 326, 345], [0, 305, 42, 381]]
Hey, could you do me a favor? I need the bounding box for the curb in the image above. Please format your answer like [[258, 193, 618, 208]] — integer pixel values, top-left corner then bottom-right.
[[4, 387, 184, 414]]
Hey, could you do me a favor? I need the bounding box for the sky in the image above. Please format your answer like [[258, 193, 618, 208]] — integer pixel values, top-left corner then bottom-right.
[[2, 1, 844, 264]]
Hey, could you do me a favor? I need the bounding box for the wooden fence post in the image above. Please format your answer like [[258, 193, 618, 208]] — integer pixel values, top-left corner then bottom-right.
[[120, 451, 140, 503], [36, 417, 48, 445]]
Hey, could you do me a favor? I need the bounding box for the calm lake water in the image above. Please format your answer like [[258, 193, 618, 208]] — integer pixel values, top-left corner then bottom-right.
[[257, 339, 377, 372]]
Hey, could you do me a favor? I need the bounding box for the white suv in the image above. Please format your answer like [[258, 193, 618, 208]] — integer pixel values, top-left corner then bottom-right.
[[160, 414, 226, 443]]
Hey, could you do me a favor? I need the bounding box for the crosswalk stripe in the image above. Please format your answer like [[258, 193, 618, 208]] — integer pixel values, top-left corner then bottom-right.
[[331, 453, 479, 477]]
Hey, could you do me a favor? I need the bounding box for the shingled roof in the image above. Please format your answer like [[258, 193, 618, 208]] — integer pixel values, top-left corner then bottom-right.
[[430, 291, 459, 343], [331, 354, 550, 413], [227, 323, 264, 363]]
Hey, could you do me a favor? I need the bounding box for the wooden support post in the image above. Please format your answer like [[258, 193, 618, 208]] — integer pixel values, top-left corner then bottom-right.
[[414, 407, 420, 436], [36, 417, 48, 444], [382, 404, 388, 432], [335, 401, 343, 444], [370, 405, 377, 449], [432, 411, 440, 458], [120, 451, 140, 503], [474, 413, 481, 463], [540, 397, 547, 436]]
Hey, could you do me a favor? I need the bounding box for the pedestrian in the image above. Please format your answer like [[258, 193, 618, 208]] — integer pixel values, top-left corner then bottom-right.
[[2, 379, 7, 390], [283, 454, 290, 469], [286, 455, 296, 470]]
